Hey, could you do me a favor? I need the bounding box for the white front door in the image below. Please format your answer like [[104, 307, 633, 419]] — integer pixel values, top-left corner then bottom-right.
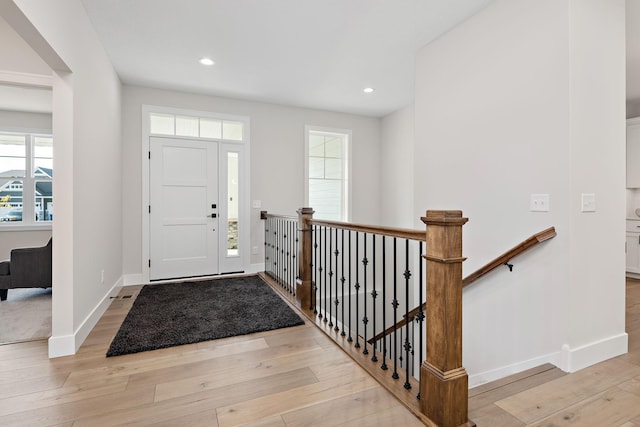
[[149, 137, 219, 280]]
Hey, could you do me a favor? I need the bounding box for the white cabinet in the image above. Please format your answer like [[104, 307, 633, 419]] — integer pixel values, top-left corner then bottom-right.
[[627, 221, 640, 274], [627, 118, 640, 188], [628, 233, 640, 274]]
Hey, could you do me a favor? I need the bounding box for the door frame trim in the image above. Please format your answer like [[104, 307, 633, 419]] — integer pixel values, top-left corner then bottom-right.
[[141, 104, 250, 283]]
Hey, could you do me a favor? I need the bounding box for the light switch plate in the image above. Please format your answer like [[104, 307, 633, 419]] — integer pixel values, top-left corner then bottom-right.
[[530, 194, 550, 212], [581, 193, 596, 212]]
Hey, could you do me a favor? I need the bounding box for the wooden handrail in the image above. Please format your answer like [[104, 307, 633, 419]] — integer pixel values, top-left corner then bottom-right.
[[309, 219, 425, 241], [462, 226, 556, 287], [260, 211, 426, 241], [368, 226, 557, 344], [260, 211, 297, 221]]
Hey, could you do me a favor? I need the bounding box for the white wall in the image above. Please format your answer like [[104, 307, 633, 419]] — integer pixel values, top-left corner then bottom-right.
[[0, 231, 50, 261], [0, 13, 49, 75], [412, 0, 626, 386], [7, 0, 123, 356], [629, 101, 640, 119], [380, 104, 414, 228], [121, 85, 381, 278], [566, 0, 626, 370]]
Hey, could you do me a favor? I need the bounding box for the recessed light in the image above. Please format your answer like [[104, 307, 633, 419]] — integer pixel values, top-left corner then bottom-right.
[[363, 87, 375, 94], [199, 57, 215, 66]]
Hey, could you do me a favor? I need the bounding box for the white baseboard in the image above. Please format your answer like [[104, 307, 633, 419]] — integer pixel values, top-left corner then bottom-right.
[[48, 276, 123, 358], [468, 351, 561, 388], [557, 332, 628, 372], [248, 263, 265, 274], [48, 334, 76, 358], [123, 273, 144, 286], [468, 332, 629, 388]]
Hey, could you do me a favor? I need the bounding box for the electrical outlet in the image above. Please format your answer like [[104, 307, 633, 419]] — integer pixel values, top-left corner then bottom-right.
[[252, 246, 259, 255], [252, 200, 261, 209], [530, 194, 550, 212]]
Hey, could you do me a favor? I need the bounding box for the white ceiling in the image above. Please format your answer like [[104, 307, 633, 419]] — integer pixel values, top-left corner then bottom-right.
[[79, 0, 495, 117], [3, 1, 639, 117]]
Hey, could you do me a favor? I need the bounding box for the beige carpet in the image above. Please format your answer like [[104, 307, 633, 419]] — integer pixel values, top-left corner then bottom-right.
[[0, 288, 52, 344]]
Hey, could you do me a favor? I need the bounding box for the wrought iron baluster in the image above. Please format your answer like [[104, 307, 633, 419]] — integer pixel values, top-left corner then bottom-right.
[[293, 219, 298, 295], [334, 228, 340, 332], [404, 239, 412, 390], [275, 219, 278, 282], [324, 226, 328, 323], [354, 231, 360, 349], [411, 312, 415, 379], [273, 219, 280, 284], [328, 228, 334, 327], [280, 218, 284, 286], [340, 229, 346, 336], [289, 220, 292, 291], [293, 219, 296, 293], [362, 233, 368, 355], [371, 235, 377, 362], [284, 221, 289, 292], [417, 240, 424, 400], [289, 220, 294, 293], [270, 217, 274, 277], [392, 237, 399, 380], [318, 226, 323, 319], [313, 225, 319, 315], [381, 236, 388, 371], [264, 219, 269, 275], [280, 218, 285, 287], [347, 230, 353, 343], [399, 328, 404, 369], [268, 218, 272, 279]]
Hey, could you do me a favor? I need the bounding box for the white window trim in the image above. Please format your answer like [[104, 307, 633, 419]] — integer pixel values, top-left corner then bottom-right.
[[0, 128, 53, 231], [141, 105, 251, 283], [304, 125, 352, 222]]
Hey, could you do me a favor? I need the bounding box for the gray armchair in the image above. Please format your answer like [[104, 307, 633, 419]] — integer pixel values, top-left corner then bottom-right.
[[0, 238, 52, 301]]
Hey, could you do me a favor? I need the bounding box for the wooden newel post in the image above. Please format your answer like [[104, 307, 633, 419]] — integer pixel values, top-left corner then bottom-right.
[[420, 210, 471, 427], [296, 207, 314, 310]]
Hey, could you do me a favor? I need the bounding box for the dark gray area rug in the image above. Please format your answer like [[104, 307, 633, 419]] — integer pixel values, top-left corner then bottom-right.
[[106, 275, 304, 357]]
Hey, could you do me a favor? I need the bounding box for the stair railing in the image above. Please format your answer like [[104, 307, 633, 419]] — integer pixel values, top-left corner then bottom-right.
[[262, 207, 477, 426], [262, 211, 299, 296]]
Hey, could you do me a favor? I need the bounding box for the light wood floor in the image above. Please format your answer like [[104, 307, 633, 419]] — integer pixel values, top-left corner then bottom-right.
[[2, 279, 640, 426], [0, 284, 424, 426], [468, 278, 640, 426]]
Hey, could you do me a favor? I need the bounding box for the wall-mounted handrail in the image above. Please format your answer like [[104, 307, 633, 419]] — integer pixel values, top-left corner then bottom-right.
[[368, 226, 557, 344], [462, 226, 556, 287]]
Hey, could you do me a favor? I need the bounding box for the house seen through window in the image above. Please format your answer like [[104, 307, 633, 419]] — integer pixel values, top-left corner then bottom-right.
[[0, 132, 53, 224]]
